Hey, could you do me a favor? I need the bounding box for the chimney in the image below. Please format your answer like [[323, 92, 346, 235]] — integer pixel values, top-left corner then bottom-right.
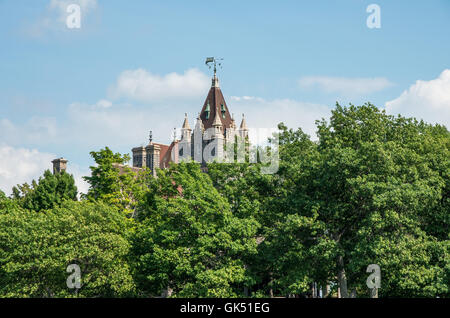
[[52, 158, 68, 174]]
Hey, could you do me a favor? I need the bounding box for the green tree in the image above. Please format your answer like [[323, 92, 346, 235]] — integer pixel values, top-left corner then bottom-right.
[[131, 162, 259, 297], [284, 103, 450, 297], [0, 200, 135, 297], [250, 124, 335, 297], [83, 147, 148, 217], [241, 104, 449, 298], [0, 190, 11, 211], [12, 170, 77, 212]]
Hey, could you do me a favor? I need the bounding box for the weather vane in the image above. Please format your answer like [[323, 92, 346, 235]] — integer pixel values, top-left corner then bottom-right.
[[205, 57, 223, 76], [149, 130, 153, 144]]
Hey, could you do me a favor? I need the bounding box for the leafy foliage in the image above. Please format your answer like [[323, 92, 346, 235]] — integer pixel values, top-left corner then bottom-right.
[[131, 162, 259, 297], [11, 170, 77, 212], [83, 147, 149, 217], [0, 103, 448, 298], [0, 201, 135, 297]]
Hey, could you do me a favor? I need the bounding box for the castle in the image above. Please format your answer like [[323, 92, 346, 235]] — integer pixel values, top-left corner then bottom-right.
[[130, 67, 249, 176], [50, 61, 250, 177]]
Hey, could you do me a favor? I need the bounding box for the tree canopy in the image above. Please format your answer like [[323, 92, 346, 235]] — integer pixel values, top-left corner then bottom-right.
[[131, 162, 260, 297], [0, 201, 135, 297], [12, 169, 77, 212], [0, 103, 448, 298]]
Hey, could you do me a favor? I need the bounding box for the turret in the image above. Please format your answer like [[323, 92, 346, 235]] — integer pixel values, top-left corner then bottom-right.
[[239, 113, 249, 139], [193, 113, 204, 163], [181, 113, 192, 141], [202, 105, 224, 163], [212, 106, 223, 136], [179, 113, 192, 162]]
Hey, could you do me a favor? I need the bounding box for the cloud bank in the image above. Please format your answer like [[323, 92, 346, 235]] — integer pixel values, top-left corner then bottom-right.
[[0, 144, 89, 197], [299, 76, 393, 97], [109, 68, 210, 102], [386, 69, 450, 128], [0, 145, 55, 195], [229, 96, 331, 140]]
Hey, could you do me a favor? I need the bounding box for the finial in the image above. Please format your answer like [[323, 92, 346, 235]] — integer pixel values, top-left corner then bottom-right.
[[205, 57, 223, 78], [149, 130, 153, 143], [173, 127, 177, 141]]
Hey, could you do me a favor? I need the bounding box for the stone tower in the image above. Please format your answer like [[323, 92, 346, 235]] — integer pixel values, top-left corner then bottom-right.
[[52, 158, 68, 174], [131, 142, 162, 177]]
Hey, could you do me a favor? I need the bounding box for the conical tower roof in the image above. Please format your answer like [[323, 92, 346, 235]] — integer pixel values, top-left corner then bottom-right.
[[199, 75, 233, 130], [182, 113, 191, 130], [240, 114, 248, 130]]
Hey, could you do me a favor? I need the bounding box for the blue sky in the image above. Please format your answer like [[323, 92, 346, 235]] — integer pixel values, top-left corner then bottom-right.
[[0, 0, 449, 194]]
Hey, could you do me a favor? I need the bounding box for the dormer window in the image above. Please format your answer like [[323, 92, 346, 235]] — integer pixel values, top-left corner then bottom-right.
[[221, 104, 226, 118], [205, 102, 210, 119]]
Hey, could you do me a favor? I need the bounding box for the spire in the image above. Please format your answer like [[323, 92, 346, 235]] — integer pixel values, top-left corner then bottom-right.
[[206, 57, 222, 88], [173, 128, 177, 141], [181, 113, 192, 142], [239, 113, 248, 130], [212, 106, 223, 127], [212, 74, 219, 88], [182, 113, 191, 130]]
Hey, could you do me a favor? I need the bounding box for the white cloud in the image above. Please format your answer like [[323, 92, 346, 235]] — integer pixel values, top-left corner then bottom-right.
[[95, 99, 112, 108], [0, 117, 58, 145], [0, 144, 89, 197], [0, 144, 54, 196], [385, 69, 450, 128], [66, 101, 177, 147], [109, 68, 210, 102], [229, 96, 331, 140], [0, 145, 54, 195], [230, 96, 265, 102], [299, 76, 393, 96]]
